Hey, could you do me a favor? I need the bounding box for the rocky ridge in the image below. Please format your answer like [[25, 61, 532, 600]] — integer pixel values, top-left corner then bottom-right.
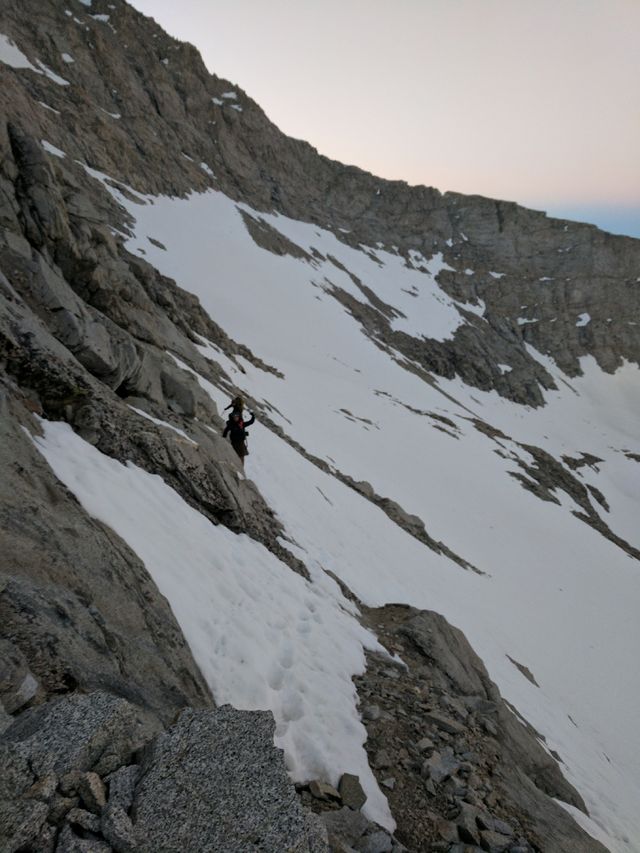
[[354, 607, 604, 853], [296, 605, 605, 853]]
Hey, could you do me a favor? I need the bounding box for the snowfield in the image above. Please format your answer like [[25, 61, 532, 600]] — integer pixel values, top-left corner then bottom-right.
[[32, 182, 640, 851], [32, 419, 395, 829]]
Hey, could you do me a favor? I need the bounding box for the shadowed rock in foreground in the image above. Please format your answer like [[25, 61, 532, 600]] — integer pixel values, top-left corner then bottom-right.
[[0, 692, 328, 852], [132, 705, 327, 852]]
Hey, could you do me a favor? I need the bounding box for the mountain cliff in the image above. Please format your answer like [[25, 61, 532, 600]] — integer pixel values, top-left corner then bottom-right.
[[1, 1, 638, 852]]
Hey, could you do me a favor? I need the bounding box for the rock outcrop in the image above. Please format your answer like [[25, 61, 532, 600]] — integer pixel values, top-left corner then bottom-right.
[[0, 692, 328, 853], [353, 606, 606, 853], [132, 706, 327, 852]]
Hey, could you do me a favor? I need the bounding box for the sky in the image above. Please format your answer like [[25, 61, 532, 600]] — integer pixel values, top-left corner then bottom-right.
[[130, 0, 639, 239]]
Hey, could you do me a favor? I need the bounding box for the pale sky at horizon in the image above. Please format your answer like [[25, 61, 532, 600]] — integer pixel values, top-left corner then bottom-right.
[[131, 0, 639, 238]]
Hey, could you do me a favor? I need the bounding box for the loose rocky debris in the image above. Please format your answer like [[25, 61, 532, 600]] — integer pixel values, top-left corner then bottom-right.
[[0, 691, 327, 853], [351, 605, 607, 853], [297, 780, 407, 853]]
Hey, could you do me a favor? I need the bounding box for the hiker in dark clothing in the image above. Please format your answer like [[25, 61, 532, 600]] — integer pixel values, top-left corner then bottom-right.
[[223, 408, 255, 466]]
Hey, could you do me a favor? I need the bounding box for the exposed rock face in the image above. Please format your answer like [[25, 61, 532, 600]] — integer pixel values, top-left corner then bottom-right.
[[0, 384, 212, 723], [0, 692, 141, 852], [0, 692, 326, 853], [0, 120, 306, 716], [132, 705, 327, 852], [467, 415, 640, 561]]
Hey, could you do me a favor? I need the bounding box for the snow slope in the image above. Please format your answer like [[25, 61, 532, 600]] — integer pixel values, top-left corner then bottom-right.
[[31, 419, 394, 828], [35, 181, 640, 851]]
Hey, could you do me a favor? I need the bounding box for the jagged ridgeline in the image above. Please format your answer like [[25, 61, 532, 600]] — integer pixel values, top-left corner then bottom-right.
[[1, 1, 639, 852]]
